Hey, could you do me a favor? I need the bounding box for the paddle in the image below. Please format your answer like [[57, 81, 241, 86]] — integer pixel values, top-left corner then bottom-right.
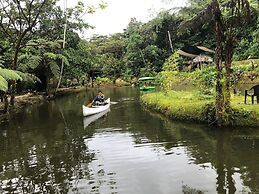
[[110, 101, 118, 105], [86, 101, 93, 107]]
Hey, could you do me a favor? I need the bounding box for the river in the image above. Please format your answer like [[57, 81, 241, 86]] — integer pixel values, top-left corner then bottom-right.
[[0, 87, 258, 194]]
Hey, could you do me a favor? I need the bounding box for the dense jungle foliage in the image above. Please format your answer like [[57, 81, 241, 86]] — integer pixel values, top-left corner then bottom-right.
[[0, 0, 258, 119]]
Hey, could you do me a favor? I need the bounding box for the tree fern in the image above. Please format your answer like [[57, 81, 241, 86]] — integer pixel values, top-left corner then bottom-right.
[[28, 56, 42, 69], [49, 61, 60, 78], [17, 38, 69, 92], [56, 54, 69, 66], [0, 75, 8, 92], [15, 71, 41, 84], [0, 68, 23, 81], [0, 56, 4, 68], [18, 54, 42, 72], [0, 68, 22, 92], [44, 52, 57, 60]]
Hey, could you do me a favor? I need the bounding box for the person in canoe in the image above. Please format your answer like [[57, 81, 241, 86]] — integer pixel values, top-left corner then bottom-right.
[[91, 91, 106, 106]]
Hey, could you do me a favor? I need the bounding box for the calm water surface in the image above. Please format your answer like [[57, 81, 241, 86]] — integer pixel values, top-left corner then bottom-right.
[[0, 87, 259, 194]]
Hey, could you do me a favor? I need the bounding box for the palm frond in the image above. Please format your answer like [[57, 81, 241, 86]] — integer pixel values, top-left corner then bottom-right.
[[18, 53, 29, 61], [178, 1, 219, 35], [18, 54, 42, 71], [178, 0, 253, 35], [56, 54, 69, 66], [49, 61, 60, 78], [248, 0, 258, 9], [0, 68, 23, 81], [47, 41, 61, 49], [27, 55, 42, 70], [0, 55, 5, 68], [44, 52, 57, 60], [15, 71, 41, 84], [26, 40, 39, 47], [0, 57, 4, 67], [0, 75, 8, 92], [18, 63, 29, 72]]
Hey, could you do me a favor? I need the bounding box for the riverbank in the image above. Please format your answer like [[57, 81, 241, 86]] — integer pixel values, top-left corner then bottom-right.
[[0, 86, 88, 121], [0, 84, 133, 121], [141, 91, 259, 127]]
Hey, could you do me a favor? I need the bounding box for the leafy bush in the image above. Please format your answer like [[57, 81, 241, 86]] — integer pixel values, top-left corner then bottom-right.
[[190, 66, 217, 95], [163, 52, 184, 72], [95, 77, 112, 85]]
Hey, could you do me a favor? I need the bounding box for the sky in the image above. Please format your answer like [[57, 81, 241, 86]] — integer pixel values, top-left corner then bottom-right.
[[63, 0, 188, 38]]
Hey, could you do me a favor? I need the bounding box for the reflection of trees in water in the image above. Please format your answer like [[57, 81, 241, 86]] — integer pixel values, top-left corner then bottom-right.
[[0, 102, 95, 193], [215, 131, 236, 194], [1, 86, 258, 193], [0, 138, 94, 193], [89, 103, 181, 147], [137, 108, 258, 193], [182, 127, 258, 193], [231, 136, 259, 193], [0, 87, 138, 194], [60, 91, 259, 194]]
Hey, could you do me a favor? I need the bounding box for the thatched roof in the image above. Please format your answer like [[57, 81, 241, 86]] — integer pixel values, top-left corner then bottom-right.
[[197, 46, 215, 53], [177, 45, 215, 58], [177, 50, 197, 58]]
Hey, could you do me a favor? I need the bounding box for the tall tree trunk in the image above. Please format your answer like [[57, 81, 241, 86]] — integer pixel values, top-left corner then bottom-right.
[[56, 0, 68, 92], [10, 48, 19, 106], [214, 0, 225, 126], [10, 30, 29, 106], [4, 94, 9, 113], [0, 91, 3, 102], [9, 80, 16, 106], [225, 37, 234, 109]]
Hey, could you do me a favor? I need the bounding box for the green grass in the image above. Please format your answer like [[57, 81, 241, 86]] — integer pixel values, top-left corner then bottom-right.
[[230, 95, 259, 126], [141, 91, 213, 123], [141, 91, 259, 127], [232, 59, 259, 66]]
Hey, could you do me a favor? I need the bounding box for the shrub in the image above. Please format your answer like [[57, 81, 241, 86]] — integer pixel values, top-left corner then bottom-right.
[[95, 77, 111, 85]]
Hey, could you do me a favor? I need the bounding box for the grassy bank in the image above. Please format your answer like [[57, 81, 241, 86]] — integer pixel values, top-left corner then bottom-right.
[[141, 91, 259, 127]]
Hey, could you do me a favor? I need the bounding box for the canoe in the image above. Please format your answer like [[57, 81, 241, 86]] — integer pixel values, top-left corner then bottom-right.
[[138, 77, 156, 91], [140, 86, 156, 91], [83, 108, 110, 128], [82, 98, 110, 117]]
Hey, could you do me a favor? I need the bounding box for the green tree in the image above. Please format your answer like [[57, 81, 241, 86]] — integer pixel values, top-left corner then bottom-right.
[[178, 0, 256, 125], [0, 0, 55, 104], [18, 39, 69, 95], [123, 19, 145, 77]]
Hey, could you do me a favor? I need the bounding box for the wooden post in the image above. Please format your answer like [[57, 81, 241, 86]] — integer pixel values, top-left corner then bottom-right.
[[167, 31, 173, 52], [139, 49, 146, 65]]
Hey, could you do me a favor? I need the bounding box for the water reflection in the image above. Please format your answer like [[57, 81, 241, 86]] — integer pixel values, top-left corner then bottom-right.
[[83, 109, 110, 128], [0, 87, 258, 193]]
